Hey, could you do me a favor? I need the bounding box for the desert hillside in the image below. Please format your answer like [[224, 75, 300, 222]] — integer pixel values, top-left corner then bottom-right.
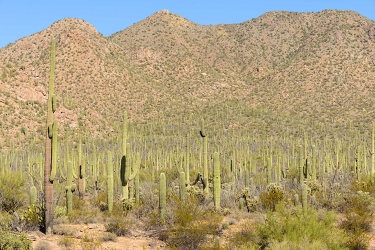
[[0, 9, 375, 148]]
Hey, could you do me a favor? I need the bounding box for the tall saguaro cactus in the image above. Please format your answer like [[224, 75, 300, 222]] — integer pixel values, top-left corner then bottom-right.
[[299, 145, 304, 183], [107, 151, 114, 213], [43, 39, 57, 234], [159, 172, 166, 223], [213, 152, 221, 210], [120, 112, 130, 200], [65, 161, 75, 215], [200, 119, 209, 194], [185, 133, 190, 184], [78, 135, 85, 198]]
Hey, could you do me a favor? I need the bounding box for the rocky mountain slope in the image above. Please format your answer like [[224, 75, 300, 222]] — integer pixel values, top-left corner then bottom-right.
[[0, 10, 375, 148]]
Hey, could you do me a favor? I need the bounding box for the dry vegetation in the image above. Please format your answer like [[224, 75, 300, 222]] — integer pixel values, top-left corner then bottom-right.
[[1, 9, 375, 250]]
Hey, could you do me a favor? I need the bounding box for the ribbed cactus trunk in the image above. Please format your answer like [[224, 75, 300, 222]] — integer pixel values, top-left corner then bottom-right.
[[30, 186, 37, 206], [107, 151, 114, 213], [43, 39, 57, 234], [213, 152, 221, 210], [267, 156, 272, 184], [134, 153, 140, 203], [180, 171, 186, 201], [293, 193, 299, 206], [299, 145, 304, 184], [311, 145, 317, 181], [159, 172, 166, 223], [120, 112, 129, 200], [78, 135, 85, 198], [66, 161, 75, 215], [200, 119, 209, 194], [93, 146, 98, 197]]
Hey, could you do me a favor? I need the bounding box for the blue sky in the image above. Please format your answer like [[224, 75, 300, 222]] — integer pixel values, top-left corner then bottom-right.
[[0, 0, 374, 49]]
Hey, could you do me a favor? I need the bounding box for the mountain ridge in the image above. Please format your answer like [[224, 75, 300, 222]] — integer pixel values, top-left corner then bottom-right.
[[0, 10, 375, 148]]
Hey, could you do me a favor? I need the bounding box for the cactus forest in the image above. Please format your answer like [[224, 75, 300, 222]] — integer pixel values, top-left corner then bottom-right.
[[2, 14, 375, 250]]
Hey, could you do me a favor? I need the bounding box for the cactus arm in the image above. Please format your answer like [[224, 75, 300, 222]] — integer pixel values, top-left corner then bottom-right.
[[50, 120, 58, 182]]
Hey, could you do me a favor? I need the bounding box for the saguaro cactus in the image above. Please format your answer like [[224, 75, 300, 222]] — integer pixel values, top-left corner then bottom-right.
[[159, 172, 166, 222], [120, 112, 130, 200], [134, 153, 140, 203], [65, 161, 75, 215], [43, 39, 57, 234], [180, 171, 186, 201], [29, 186, 37, 206], [107, 151, 114, 213], [299, 145, 304, 183], [78, 135, 85, 198], [186, 134, 190, 184], [200, 119, 208, 194], [213, 152, 221, 210]]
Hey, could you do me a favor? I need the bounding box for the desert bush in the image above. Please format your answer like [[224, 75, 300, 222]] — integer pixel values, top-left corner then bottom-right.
[[97, 232, 117, 242], [58, 236, 75, 249], [34, 240, 52, 250], [105, 217, 132, 236], [229, 203, 348, 249], [80, 230, 103, 250], [256, 203, 348, 249], [259, 183, 284, 211], [227, 221, 259, 250], [0, 172, 28, 212], [20, 204, 43, 230], [131, 181, 159, 220], [163, 195, 223, 250], [0, 229, 32, 250], [339, 181, 375, 250], [67, 195, 102, 224]]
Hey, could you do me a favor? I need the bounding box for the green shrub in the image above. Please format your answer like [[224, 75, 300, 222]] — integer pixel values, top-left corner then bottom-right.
[[0, 172, 28, 212], [164, 195, 223, 249], [105, 217, 132, 236], [258, 204, 348, 249], [230, 203, 348, 250], [0, 229, 32, 250], [339, 182, 375, 250], [260, 183, 284, 211], [20, 204, 43, 230]]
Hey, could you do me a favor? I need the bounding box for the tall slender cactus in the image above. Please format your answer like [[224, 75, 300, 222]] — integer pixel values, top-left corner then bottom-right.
[[213, 152, 221, 210], [43, 39, 57, 234], [78, 135, 85, 198], [65, 161, 75, 215], [186, 133, 190, 184], [159, 172, 166, 223], [200, 119, 209, 194], [299, 145, 304, 183], [107, 151, 114, 213], [120, 112, 130, 200]]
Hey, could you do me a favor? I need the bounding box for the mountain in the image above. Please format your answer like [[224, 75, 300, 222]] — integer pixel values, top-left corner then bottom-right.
[[0, 10, 375, 148]]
